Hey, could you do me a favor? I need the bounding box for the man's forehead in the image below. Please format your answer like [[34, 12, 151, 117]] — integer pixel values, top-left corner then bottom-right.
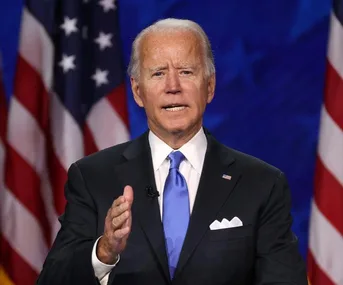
[[141, 31, 202, 61], [141, 30, 200, 49]]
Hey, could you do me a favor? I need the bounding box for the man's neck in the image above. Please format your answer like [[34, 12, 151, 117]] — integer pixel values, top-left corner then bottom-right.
[[150, 126, 203, 150]]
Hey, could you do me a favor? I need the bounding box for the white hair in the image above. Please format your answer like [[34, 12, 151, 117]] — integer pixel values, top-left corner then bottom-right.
[[127, 18, 215, 80]]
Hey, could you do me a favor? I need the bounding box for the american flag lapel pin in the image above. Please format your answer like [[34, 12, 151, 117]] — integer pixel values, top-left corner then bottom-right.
[[222, 174, 232, 180]]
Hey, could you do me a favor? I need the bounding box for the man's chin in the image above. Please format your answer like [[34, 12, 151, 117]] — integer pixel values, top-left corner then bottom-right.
[[165, 125, 188, 135], [165, 124, 200, 138]]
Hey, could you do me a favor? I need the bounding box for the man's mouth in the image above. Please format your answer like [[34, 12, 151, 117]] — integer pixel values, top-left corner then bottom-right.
[[163, 104, 187, 112]]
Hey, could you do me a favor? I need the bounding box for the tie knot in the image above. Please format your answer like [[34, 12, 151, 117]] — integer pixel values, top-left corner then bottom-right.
[[168, 151, 185, 170]]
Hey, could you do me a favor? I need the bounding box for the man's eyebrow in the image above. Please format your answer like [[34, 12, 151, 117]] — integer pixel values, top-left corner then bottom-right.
[[148, 66, 168, 73], [176, 65, 197, 69]]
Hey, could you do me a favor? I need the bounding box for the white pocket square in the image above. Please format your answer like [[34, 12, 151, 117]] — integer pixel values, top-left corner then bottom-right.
[[209, 217, 243, 230]]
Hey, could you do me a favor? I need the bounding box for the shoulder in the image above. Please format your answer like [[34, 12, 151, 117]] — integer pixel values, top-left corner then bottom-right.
[[210, 137, 289, 207], [227, 146, 281, 177], [71, 130, 148, 176], [76, 140, 131, 168]]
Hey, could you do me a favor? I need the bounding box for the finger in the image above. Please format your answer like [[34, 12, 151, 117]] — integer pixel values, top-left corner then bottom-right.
[[111, 210, 130, 229], [113, 226, 130, 239], [112, 196, 125, 208], [123, 210, 132, 228], [123, 185, 134, 205], [110, 201, 130, 219]]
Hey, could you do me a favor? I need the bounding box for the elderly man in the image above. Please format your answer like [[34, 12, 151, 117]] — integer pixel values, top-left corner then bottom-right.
[[36, 18, 307, 285]]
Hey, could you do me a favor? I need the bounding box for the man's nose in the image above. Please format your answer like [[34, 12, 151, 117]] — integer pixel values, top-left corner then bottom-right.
[[165, 71, 181, 94]]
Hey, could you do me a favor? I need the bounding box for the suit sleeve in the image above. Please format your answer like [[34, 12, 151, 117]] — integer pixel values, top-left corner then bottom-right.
[[254, 171, 308, 285], [36, 162, 102, 285]]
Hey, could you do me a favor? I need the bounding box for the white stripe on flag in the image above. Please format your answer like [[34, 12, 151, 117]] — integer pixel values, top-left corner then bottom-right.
[[0, 139, 5, 191], [50, 92, 84, 170], [309, 201, 343, 284], [317, 105, 343, 187], [86, 96, 129, 150], [0, 187, 49, 273], [7, 97, 45, 174], [328, 12, 343, 80], [19, 8, 54, 90]]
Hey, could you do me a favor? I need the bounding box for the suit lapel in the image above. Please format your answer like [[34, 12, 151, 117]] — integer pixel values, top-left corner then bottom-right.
[[174, 134, 241, 278], [114, 132, 170, 281]]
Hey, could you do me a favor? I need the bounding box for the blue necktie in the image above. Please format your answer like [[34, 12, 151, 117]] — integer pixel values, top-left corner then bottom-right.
[[162, 151, 190, 279]]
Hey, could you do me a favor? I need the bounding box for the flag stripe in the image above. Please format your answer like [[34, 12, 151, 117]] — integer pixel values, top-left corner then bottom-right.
[[0, 81, 7, 214], [83, 125, 99, 156], [13, 56, 49, 130], [39, 168, 61, 243], [50, 92, 84, 170], [0, 235, 39, 284], [323, 61, 343, 129], [7, 97, 46, 175], [328, 12, 343, 80], [106, 83, 129, 127], [5, 97, 59, 241], [8, 70, 62, 237], [0, 84, 6, 138], [0, 187, 48, 272], [307, 251, 335, 285], [317, 106, 343, 187], [4, 145, 51, 245], [308, 5, 343, 284], [0, 139, 5, 196], [86, 96, 129, 150], [19, 8, 53, 90], [46, 148, 68, 216], [314, 158, 343, 235], [309, 201, 343, 284]]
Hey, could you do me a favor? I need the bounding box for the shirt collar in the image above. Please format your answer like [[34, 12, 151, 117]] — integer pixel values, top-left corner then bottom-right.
[[148, 127, 207, 174]]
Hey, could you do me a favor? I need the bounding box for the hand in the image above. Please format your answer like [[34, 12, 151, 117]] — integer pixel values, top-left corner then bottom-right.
[[97, 185, 134, 264]]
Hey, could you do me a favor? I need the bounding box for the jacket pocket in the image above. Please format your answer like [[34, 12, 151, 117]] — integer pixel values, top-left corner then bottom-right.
[[208, 224, 253, 241]]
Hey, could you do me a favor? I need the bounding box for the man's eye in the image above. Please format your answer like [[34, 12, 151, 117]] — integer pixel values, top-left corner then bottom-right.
[[181, 70, 192, 75], [153, 71, 164, 77]]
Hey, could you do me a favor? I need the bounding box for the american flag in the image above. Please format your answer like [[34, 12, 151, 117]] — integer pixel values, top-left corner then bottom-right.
[[0, 0, 129, 284], [308, 0, 343, 284]]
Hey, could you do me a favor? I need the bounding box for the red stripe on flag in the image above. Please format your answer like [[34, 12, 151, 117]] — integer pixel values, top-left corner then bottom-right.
[[106, 83, 129, 127], [307, 250, 335, 285], [314, 157, 343, 235], [324, 60, 343, 129], [0, 80, 7, 138], [46, 144, 67, 216], [0, 234, 38, 285], [13, 56, 49, 131], [4, 145, 51, 244], [83, 124, 99, 156]]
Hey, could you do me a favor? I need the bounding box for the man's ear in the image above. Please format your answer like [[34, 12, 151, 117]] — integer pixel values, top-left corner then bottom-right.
[[206, 73, 216, 103], [131, 77, 144, 107]]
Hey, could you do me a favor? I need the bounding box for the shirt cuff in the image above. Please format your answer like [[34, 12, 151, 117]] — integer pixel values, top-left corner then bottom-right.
[[91, 236, 120, 280]]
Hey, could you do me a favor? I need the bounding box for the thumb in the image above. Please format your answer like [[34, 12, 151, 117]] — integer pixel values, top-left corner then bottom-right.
[[123, 185, 134, 204]]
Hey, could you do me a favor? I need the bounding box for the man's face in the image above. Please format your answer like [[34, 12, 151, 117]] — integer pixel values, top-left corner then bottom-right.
[[131, 30, 215, 140]]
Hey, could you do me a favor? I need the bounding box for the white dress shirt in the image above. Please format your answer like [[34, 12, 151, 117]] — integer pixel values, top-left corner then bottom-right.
[[92, 127, 207, 284]]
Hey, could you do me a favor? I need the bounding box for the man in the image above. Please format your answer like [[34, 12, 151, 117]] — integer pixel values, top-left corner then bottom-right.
[[36, 18, 308, 285]]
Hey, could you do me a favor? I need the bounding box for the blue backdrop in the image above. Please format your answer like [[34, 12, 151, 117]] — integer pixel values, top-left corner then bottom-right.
[[0, 0, 332, 259]]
